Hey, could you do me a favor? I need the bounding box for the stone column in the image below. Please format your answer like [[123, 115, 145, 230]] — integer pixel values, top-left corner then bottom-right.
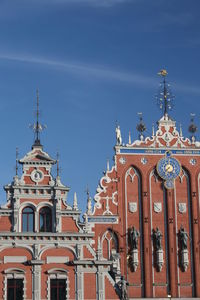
[[75, 266, 83, 300], [96, 266, 105, 300], [31, 260, 44, 300]]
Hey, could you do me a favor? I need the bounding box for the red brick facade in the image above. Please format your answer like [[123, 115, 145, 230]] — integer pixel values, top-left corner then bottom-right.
[[0, 81, 200, 299]]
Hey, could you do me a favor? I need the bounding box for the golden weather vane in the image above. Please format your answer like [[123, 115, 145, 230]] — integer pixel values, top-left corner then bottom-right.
[[158, 69, 168, 77]]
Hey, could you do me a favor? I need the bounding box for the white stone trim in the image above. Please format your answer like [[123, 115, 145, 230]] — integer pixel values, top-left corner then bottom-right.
[[4, 256, 27, 263], [47, 268, 69, 300], [19, 202, 37, 233], [46, 256, 69, 263], [19, 202, 54, 233], [3, 268, 26, 300], [39, 245, 76, 260]]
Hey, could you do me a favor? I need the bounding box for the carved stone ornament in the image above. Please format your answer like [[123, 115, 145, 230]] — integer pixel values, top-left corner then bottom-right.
[[129, 202, 137, 213], [181, 249, 189, 272], [154, 202, 162, 213], [190, 158, 197, 166], [130, 249, 139, 272], [156, 249, 164, 272], [31, 169, 44, 183], [119, 157, 126, 165], [178, 203, 187, 214], [141, 157, 148, 165]]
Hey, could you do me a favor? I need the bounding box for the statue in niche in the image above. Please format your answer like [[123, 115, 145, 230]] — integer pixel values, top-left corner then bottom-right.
[[179, 225, 189, 250], [117, 275, 129, 300], [153, 227, 162, 250], [115, 125, 122, 146], [129, 226, 140, 250]]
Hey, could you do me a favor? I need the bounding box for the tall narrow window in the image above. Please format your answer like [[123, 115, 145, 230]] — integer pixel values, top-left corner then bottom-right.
[[22, 207, 34, 232], [7, 279, 23, 300], [50, 279, 66, 300], [39, 207, 52, 232]]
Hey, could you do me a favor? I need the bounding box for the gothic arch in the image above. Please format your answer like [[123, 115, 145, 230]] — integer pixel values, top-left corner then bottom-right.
[[101, 229, 119, 259]]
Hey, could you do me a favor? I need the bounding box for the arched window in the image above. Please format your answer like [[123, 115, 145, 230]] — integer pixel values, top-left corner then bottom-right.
[[102, 229, 119, 259], [39, 207, 52, 232], [22, 207, 34, 232]]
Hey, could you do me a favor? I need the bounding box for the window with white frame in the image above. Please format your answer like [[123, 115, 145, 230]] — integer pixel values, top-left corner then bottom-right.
[[39, 207, 52, 232], [4, 268, 26, 300], [47, 269, 69, 300], [22, 207, 34, 232]]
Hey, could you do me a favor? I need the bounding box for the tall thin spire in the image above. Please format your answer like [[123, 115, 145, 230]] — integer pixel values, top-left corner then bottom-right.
[[15, 147, 19, 176], [156, 69, 174, 118], [56, 152, 60, 177], [36, 89, 40, 144], [30, 90, 46, 148]]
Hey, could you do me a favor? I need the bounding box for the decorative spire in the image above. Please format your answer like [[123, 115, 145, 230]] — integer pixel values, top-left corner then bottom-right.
[[188, 113, 197, 142], [30, 90, 46, 148], [86, 186, 92, 215], [15, 147, 19, 176], [152, 123, 155, 137], [156, 69, 174, 118], [136, 112, 146, 140], [56, 152, 60, 177], [73, 192, 78, 210], [107, 159, 110, 172], [180, 123, 183, 137], [128, 131, 131, 144]]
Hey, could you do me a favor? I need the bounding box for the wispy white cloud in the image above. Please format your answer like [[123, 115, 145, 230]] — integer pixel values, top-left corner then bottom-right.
[[0, 52, 200, 95], [53, 0, 131, 6], [20, 0, 132, 7], [0, 52, 156, 87]]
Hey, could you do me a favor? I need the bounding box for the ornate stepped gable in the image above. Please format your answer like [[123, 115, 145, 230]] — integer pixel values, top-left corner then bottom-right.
[[84, 70, 200, 299], [0, 92, 117, 300], [0, 71, 200, 299]]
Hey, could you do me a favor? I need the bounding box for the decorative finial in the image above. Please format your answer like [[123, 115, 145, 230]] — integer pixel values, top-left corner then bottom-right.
[[107, 159, 110, 172], [15, 147, 19, 176], [73, 192, 78, 210], [128, 131, 131, 144], [30, 89, 46, 148], [180, 123, 183, 137], [136, 112, 146, 140], [188, 113, 197, 142], [152, 123, 155, 136], [156, 69, 174, 118], [86, 185, 92, 215], [56, 152, 60, 177]]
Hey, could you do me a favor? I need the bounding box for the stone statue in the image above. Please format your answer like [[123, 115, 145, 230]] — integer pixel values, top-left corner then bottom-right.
[[116, 125, 122, 146], [179, 225, 188, 250], [117, 276, 128, 300], [129, 226, 140, 250], [153, 227, 162, 250]]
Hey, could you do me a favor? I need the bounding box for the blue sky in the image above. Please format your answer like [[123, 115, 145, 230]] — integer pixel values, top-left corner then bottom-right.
[[0, 0, 200, 212]]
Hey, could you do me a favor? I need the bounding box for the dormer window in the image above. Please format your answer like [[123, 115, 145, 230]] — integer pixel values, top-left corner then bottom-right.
[[22, 207, 34, 232], [39, 207, 52, 232]]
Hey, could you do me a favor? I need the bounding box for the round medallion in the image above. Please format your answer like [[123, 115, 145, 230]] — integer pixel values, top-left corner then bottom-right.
[[31, 170, 43, 182], [157, 155, 181, 181]]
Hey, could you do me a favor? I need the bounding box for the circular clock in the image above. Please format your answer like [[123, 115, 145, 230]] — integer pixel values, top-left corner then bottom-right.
[[157, 155, 181, 181], [31, 170, 43, 183]]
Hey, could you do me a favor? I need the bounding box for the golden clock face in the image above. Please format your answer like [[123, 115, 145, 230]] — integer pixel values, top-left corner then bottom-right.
[[165, 164, 173, 173], [157, 156, 181, 181]]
